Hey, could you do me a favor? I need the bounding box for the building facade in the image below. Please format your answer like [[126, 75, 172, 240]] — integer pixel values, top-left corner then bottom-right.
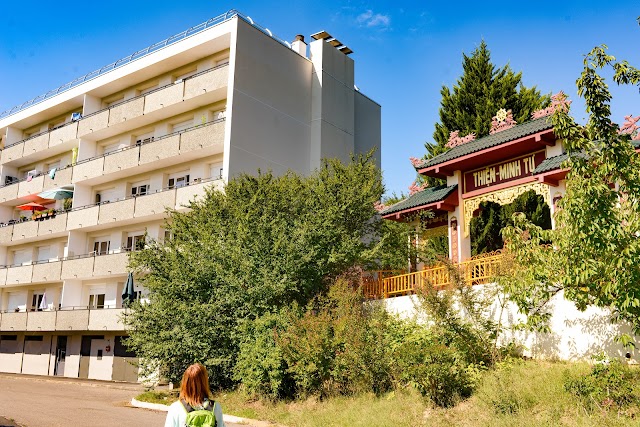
[[0, 11, 380, 380]]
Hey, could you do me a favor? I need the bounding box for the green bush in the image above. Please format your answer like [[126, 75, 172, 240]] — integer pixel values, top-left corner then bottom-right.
[[564, 357, 640, 411], [391, 327, 483, 408], [277, 280, 397, 398], [233, 311, 293, 400]]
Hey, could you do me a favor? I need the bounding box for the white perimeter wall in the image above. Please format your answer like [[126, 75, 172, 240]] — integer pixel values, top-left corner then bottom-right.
[[383, 286, 638, 361]]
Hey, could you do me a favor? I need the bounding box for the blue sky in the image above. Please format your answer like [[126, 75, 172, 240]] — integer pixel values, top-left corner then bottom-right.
[[0, 1, 637, 197]]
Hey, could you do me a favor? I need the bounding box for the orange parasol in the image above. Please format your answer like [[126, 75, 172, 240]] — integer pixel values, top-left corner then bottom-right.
[[16, 202, 47, 212]]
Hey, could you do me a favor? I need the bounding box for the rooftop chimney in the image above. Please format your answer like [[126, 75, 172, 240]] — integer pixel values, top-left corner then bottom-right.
[[292, 34, 307, 57]]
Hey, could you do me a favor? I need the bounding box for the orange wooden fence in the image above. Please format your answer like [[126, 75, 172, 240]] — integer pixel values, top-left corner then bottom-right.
[[362, 251, 504, 299]]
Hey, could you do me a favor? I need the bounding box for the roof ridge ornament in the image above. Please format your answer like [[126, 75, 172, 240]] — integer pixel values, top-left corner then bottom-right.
[[619, 115, 640, 140], [408, 181, 429, 196], [531, 91, 572, 119], [490, 108, 517, 134], [446, 130, 476, 148]]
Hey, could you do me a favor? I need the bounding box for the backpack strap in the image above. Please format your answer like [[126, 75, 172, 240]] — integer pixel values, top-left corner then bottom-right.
[[181, 399, 194, 413], [181, 398, 215, 413]]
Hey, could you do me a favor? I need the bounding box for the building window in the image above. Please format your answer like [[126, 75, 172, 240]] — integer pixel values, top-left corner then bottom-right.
[[168, 174, 190, 189], [25, 335, 44, 341], [172, 119, 193, 134], [31, 293, 45, 311], [88, 294, 105, 309], [126, 234, 145, 252], [131, 184, 149, 197], [134, 131, 154, 146], [93, 239, 110, 255]]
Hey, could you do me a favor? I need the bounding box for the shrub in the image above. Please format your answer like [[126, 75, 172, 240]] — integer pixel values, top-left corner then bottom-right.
[[564, 357, 640, 411], [391, 327, 484, 408], [277, 280, 397, 398], [233, 311, 294, 400]]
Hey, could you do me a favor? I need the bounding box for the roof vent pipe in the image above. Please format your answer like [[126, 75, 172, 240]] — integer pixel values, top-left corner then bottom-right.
[[292, 34, 307, 58]]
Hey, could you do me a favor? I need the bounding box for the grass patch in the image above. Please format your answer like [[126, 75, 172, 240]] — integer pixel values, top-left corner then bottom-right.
[[137, 361, 640, 426], [136, 390, 178, 405]]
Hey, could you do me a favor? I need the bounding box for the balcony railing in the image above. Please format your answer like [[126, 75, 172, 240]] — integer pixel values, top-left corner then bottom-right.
[[364, 251, 505, 299], [1, 64, 228, 169], [0, 9, 244, 119], [0, 307, 127, 332]]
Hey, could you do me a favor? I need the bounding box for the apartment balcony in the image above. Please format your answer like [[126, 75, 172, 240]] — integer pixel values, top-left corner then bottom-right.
[[0, 308, 126, 332], [6, 265, 34, 285], [92, 252, 128, 277], [109, 97, 145, 126], [26, 310, 57, 331], [49, 122, 78, 148], [80, 64, 229, 142], [134, 190, 175, 218], [66, 205, 99, 229], [55, 309, 90, 331], [71, 118, 225, 186], [88, 308, 126, 330], [17, 174, 45, 199], [0, 312, 27, 331], [1, 121, 78, 166], [32, 260, 62, 283], [60, 256, 95, 280], [77, 110, 109, 138], [0, 212, 69, 246], [0, 224, 13, 244], [24, 134, 50, 156], [11, 220, 39, 241], [98, 198, 135, 225], [0, 63, 228, 168], [42, 166, 73, 191], [66, 177, 221, 233], [139, 134, 179, 164], [184, 65, 229, 100], [144, 81, 184, 114], [103, 145, 140, 174]]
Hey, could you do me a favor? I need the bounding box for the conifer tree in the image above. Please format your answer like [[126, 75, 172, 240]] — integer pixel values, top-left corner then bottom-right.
[[425, 41, 549, 161]]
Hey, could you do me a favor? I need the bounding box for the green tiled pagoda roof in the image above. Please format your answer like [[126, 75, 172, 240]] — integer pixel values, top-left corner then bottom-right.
[[380, 184, 457, 216], [533, 153, 569, 174], [416, 116, 554, 170]]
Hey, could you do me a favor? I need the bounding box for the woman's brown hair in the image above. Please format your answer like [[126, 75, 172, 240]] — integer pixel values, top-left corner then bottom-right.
[[179, 363, 212, 407]]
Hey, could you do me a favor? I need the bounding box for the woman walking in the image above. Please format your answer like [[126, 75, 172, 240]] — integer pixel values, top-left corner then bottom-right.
[[164, 363, 225, 427]]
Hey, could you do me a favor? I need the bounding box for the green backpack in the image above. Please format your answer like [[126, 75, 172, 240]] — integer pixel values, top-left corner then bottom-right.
[[181, 399, 217, 427]]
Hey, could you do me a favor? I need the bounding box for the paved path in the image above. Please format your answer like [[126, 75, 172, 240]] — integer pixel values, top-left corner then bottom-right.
[[0, 374, 248, 427]]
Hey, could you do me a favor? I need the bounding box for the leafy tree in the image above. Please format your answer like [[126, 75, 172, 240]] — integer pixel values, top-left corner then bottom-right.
[[124, 154, 395, 386], [470, 191, 551, 256], [423, 41, 549, 186], [503, 32, 640, 341]]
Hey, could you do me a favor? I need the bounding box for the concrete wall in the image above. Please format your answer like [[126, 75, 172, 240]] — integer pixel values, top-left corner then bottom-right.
[[354, 92, 381, 167], [383, 286, 638, 361], [227, 19, 312, 178]]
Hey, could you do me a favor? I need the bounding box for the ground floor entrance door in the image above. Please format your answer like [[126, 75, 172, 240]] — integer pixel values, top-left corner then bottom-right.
[[54, 336, 67, 376], [79, 335, 103, 379]]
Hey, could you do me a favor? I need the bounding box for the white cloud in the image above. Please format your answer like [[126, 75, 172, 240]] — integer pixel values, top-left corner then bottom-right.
[[357, 10, 390, 28]]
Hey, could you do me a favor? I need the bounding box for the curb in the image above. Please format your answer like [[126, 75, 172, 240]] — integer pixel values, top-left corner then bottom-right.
[[130, 398, 254, 424]]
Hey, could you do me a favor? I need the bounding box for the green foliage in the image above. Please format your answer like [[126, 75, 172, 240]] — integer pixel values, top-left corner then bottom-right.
[[502, 21, 640, 336], [234, 311, 294, 400], [277, 280, 395, 398], [391, 328, 483, 408], [470, 190, 551, 256], [421, 41, 549, 187], [124, 154, 388, 386], [565, 358, 640, 411]]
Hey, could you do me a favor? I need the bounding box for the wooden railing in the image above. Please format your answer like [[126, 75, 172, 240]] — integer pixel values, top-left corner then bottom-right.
[[359, 270, 406, 299], [367, 251, 505, 299]]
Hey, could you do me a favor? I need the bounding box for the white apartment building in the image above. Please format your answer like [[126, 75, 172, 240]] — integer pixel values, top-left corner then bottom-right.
[[0, 10, 381, 381]]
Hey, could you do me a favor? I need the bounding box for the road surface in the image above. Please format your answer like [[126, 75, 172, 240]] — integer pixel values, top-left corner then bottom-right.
[[0, 374, 249, 427]]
